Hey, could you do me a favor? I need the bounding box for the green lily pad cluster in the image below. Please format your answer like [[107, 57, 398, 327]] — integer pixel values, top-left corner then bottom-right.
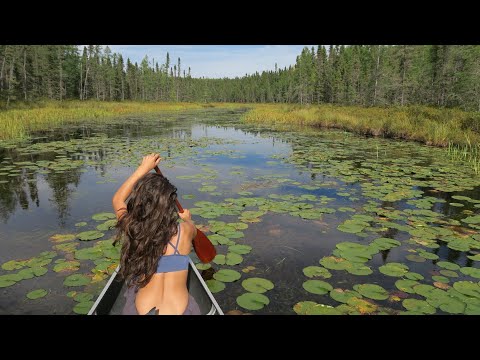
[[0, 251, 56, 288], [236, 277, 275, 311]]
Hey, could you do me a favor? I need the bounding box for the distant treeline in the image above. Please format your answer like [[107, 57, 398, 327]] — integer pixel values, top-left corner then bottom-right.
[[1, 45, 480, 110]]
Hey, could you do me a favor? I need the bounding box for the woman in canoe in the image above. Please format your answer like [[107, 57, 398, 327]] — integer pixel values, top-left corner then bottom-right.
[[112, 153, 201, 315]]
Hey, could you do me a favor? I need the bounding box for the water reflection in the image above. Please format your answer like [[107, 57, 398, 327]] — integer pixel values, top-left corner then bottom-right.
[[43, 170, 82, 227], [0, 171, 39, 222]]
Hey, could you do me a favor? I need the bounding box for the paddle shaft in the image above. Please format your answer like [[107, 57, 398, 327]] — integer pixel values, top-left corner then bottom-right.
[[154, 166, 184, 212]]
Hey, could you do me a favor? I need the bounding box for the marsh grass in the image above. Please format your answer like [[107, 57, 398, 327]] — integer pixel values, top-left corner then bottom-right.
[[0, 101, 245, 140], [242, 104, 480, 174], [447, 141, 480, 175], [242, 104, 480, 147]]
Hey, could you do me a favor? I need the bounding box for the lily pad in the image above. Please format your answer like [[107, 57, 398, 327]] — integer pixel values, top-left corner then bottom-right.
[[103, 246, 120, 260], [395, 279, 419, 294], [453, 281, 480, 298], [26, 289, 47, 300], [236, 293, 270, 311], [242, 278, 275, 293], [53, 261, 80, 273], [18, 268, 35, 280], [465, 303, 480, 315], [432, 275, 450, 283], [206, 279, 225, 293], [337, 223, 365, 234], [372, 237, 401, 250], [77, 230, 104, 241], [346, 264, 373, 276], [0, 277, 16, 287], [439, 270, 459, 278], [92, 212, 116, 221], [460, 267, 480, 279], [208, 234, 233, 246], [467, 254, 480, 261], [1, 260, 25, 271], [228, 244, 252, 255], [462, 215, 480, 224], [379, 263, 409, 277], [353, 284, 389, 300], [413, 284, 436, 297], [212, 254, 226, 265], [33, 267, 48, 277], [335, 304, 361, 315], [230, 222, 249, 230], [195, 263, 211, 270], [96, 219, 117, 231], [439, 298, 466, 314], [437, 261, 460, 270], [433, 282, 450, 290], [306, 304, 342, 315], [213, 269, 241, 283], [330, 289, 362, 303], [222, 231, 245, 239], [225, 252, 243, 266], [418, 250, 439, 260], [302, 280, 333, 295], [63, 274, 91, 287], [73, 293, 94, 303], [26, 258, 52, 268], [74, 247, 103, 261], [406, 254, 426, 263], [404, 272, 424, 281], [241, 266, 256, 273], [347, 297, 378, 314], [402, 299, 436, 314], [73, 301, 94, 315], [75, 222, 88, 227], [303, 266, 332, 279], [320, 256, 352, 270], [293, 301, 318, 315], [54, 243, 79, 253], [50, 234, 76, 243]]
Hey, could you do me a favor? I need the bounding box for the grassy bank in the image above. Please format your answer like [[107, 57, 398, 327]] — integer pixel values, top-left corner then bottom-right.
[[242, 104, 480, 147], [0, 101, 246, 141]]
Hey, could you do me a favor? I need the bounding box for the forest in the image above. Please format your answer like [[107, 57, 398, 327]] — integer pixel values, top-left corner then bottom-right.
[[1, 45, 479, 111]]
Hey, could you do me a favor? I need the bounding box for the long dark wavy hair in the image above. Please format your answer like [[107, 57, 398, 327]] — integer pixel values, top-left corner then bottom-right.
[[114, 172, 179, 288]]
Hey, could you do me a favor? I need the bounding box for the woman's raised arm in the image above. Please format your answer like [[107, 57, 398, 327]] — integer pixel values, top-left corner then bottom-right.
[[112, 153, 161, 219]]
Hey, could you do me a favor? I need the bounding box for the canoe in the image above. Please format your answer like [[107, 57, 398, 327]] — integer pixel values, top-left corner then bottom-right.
[[88, 258, 224, 315]]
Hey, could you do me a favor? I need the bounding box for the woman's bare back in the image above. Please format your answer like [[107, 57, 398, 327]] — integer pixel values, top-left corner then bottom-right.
[[135, 222, 194, 314]]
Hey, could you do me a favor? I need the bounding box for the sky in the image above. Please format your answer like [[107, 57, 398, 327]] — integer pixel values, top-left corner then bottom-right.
[[105, 45, 315, 79]]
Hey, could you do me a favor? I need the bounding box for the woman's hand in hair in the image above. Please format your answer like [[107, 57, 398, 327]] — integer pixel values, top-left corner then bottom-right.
[[137, 153, 161, 175]]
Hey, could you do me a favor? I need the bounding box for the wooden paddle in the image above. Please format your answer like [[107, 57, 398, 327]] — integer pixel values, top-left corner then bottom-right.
[[154, 166, 216, 263]]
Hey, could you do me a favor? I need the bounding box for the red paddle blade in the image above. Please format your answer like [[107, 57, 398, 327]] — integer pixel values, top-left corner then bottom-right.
[[193, 229, 217, 263]]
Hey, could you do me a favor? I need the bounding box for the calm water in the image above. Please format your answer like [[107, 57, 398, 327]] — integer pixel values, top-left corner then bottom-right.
[[1, 108, 479, 315]]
